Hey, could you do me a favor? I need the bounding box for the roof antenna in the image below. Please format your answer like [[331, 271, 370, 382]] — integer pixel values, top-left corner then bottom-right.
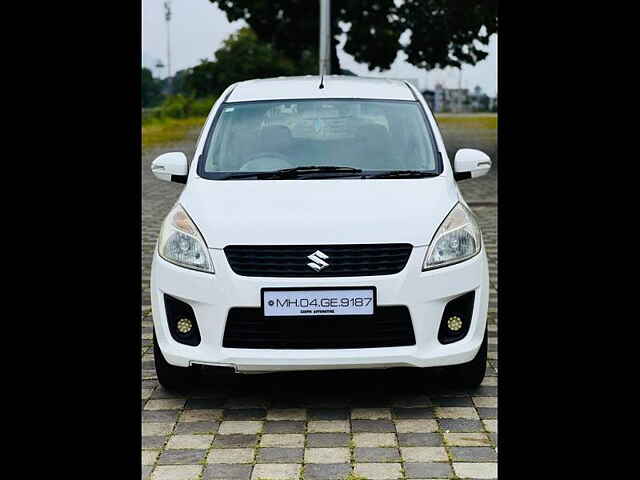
[[318, 0, 330, 89]]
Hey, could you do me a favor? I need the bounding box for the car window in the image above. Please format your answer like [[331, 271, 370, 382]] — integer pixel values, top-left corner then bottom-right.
[[202, 99, 438, 175]]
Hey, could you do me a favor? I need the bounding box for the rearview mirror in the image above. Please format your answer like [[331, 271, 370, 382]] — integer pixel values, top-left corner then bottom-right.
[[453, 149, 492, 181], [151, 152, 188, 184]]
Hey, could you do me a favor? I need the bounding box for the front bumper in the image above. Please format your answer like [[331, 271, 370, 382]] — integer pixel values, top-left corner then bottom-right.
[[150, 246, 489, 372]]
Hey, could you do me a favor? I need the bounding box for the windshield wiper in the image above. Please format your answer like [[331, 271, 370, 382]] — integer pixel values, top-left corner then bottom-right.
[[217, 167, 437, 180], [219, 165, 363, 180], [268, 165, 363, 178], [364, 170, 439, 179]]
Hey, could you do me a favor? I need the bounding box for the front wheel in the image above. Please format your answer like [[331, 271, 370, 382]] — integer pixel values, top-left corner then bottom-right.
[[153, 332, 199, 391], [444, 329, 488, 389]]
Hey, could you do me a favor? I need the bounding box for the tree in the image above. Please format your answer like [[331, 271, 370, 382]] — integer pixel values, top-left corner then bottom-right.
[[210, 0, 497, 73], [182, 61, 218, 98], [183, 27, 309, 97], [141, 67, 163, 107], [399, 1, 498, 70], [165, 69, 191, 96]]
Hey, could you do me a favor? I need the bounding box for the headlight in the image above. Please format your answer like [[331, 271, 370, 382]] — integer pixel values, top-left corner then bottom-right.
[[158, 204, 214, 273], [423, 202, 481, 270]]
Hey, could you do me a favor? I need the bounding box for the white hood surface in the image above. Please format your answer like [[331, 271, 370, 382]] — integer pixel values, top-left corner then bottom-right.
[[181, 177, 459, 248]]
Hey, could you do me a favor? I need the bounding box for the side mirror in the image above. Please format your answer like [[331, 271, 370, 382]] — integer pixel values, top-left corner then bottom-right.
[[453, 149, 492, 181], [151, 152, 188, 184]]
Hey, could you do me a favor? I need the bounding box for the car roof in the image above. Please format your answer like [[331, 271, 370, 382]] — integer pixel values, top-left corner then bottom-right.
[[226, 75, 416, 102]]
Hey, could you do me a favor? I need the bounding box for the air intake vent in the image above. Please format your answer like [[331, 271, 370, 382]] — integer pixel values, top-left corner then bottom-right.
[[223, 306, 415, 349]]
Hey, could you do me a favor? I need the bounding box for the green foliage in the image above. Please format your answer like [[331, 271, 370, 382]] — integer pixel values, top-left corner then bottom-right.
[[182, 61, 218, 98], [213, 27, 302, 84], [142, 95, 217, 125], [190, 96, 217, 117], [400, 1, 498, 70], [182, 27, 310, 98], [168, 69, 191, 97], [162, 94, 191, 119], [141, 67, 164, 107], [211, 0, 498, 72], [212, 0, 335, 71]]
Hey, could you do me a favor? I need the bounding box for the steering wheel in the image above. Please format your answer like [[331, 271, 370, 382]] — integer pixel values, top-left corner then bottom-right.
[[240, 152, 293, 171]]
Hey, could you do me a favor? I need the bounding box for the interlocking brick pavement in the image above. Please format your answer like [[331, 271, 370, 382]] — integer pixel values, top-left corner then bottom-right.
[[141, 117, 498, 479]]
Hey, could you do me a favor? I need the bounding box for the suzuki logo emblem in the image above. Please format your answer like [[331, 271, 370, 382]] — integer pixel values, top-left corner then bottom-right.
[[307, 250, 329, 272]]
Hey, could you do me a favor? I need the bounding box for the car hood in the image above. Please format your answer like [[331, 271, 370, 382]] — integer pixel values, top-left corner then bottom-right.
[[181, 177, 459, 248]]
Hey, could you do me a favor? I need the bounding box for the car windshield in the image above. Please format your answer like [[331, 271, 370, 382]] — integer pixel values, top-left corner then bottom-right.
[[200, 99, 440, 179]]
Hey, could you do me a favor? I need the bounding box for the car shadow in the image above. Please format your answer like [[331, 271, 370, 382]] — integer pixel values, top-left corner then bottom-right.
[[174, 366, 480, 403]]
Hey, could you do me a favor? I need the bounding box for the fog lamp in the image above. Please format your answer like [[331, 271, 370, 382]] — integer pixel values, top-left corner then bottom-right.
[[447, 315, 463, 332], [176, 318, 193, 334]]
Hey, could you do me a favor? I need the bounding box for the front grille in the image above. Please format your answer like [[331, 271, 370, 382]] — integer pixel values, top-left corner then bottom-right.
[[224, 244, 413, 277], [223, 306, 415, 349]]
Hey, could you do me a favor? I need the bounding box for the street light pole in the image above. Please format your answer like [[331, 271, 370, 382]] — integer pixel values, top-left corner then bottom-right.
[[319, 0, 331, 76], [164, 1, 172, 92]]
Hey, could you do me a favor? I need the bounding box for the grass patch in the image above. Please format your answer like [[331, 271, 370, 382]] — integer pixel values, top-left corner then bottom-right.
[[142, 117, 206, 148], [435, 114, 497, 130], [344, 474, 368, 480]]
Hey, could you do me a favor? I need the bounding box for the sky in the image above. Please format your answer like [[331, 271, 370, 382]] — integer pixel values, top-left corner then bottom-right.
[[142, 0, 498, 96]]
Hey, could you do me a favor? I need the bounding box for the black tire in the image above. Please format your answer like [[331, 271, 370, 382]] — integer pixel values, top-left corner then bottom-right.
[[153, 332, 199, 392], [444, 329, 488, 389]]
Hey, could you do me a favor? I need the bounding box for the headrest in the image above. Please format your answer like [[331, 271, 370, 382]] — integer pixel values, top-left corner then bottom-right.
[[259, 125, 293, 152]]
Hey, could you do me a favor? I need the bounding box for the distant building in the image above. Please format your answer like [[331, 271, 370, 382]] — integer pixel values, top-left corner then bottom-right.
[[434, 84, 469, 113], [489, 94, 498, 112], [429, 84, 495, 113], [469, 86, 490, 112]]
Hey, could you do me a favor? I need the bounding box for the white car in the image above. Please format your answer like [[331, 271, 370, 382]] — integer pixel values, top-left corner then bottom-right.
[[150, 76, 492, 390]]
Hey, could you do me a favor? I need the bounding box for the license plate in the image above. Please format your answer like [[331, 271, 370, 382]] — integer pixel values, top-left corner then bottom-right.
[[262, 288, 376, 317]]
